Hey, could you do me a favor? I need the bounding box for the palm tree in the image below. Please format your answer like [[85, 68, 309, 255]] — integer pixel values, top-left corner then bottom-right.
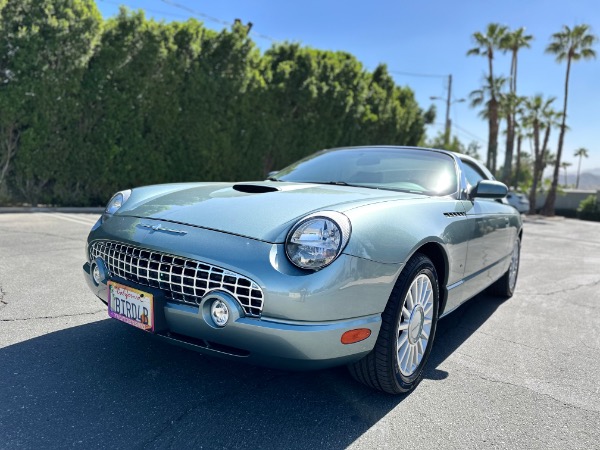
[[523, 94, 557, 214], [500, 28, 533, 184], [499, 92, 524, 183], [541, 24, 598, 216], [469, 76, 508, 112], [467, 23, 508, 173], [574, 147, 589, 188], [540, 109, 564, 187], [512, 100, 528, 187], [561, 161, 572, 186], [469, 75, 507, 173]]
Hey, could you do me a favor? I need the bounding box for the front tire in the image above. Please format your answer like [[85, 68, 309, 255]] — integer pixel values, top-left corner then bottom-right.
[[348, 253, 440, 394]]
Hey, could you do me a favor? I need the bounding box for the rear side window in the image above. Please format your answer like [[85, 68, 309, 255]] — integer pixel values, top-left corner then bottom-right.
[[461, 161, 487, 188]]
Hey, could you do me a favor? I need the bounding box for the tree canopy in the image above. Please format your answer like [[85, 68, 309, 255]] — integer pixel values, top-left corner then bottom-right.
[[0, 2, 430, 206]]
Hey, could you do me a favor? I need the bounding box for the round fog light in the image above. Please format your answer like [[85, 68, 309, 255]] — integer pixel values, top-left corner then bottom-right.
[[210, 299, 229, 327], [92, 264, 102, 286]]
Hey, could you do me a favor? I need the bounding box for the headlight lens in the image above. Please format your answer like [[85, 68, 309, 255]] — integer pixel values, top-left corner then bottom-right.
[[103, 189, 131, 219], [285, 211, 351, 270]]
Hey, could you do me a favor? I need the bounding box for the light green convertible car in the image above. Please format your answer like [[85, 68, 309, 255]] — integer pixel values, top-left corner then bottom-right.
[[83, 146, 522, 394]]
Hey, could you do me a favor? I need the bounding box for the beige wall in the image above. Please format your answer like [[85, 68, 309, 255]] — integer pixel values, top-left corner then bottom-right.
[[535, 189, 599, 211]]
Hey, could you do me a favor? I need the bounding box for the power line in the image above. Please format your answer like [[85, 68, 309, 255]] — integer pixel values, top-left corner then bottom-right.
[[389, 70, 447, 79], [159, 0, 277, 42], [453, 123, 487, 144], [99, 0, 193, 21], [431, 121, 487, 146], [159, 0, 231, 27], [99, 0, 277, 42]]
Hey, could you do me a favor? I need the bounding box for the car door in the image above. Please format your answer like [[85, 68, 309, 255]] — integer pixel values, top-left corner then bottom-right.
[[459, 160, 514, 298]]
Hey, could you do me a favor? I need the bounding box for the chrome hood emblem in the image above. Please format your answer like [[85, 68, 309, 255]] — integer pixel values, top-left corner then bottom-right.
[[140, 223, 187, 235]]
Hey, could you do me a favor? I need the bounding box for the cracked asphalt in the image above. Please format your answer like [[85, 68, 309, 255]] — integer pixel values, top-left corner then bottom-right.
[[0, 213, 599, 449]]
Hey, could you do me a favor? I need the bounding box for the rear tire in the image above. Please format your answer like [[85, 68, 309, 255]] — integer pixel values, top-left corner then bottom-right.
[[348, 253, 439, 394], [488, 237, 521, 298]]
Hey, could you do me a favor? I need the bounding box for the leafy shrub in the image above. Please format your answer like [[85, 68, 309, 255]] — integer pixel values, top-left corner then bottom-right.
[[577, 195, 600, 222]]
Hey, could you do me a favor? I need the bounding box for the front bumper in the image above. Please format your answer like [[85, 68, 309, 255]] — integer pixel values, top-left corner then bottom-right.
[[84, 261, 381, 369]]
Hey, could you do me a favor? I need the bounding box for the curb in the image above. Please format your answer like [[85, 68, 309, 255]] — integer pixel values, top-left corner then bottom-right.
[[0, 207, 104, 214]]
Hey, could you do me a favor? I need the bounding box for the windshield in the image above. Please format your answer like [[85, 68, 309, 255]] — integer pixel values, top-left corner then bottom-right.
[[273, 148, 458, 196]]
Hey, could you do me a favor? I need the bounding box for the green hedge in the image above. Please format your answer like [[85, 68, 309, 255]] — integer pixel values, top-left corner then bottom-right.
[[577, 195, 600, 222], [0, 2, 430, 206]]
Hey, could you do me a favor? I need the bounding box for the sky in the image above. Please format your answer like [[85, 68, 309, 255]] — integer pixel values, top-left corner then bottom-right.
[[96, 0, 600, 173]]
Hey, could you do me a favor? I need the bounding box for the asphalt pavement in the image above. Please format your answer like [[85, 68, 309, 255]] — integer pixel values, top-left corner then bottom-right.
[[0, 213, 599, 449]]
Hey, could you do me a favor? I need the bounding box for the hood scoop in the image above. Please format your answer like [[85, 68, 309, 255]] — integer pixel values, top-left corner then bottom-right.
[[232, 184, 279, 194]]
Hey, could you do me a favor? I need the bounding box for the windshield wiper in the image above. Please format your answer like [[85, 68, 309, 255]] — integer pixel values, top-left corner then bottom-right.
[[315, 181, 384, 190], [324, 181, 349, 186], [266, 177, 281, 182]]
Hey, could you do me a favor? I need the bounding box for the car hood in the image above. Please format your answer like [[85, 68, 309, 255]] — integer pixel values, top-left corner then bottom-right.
[[117, 182, 422, 243]]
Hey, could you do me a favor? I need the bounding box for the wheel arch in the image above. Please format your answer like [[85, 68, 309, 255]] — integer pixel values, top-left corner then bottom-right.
[[409, 242, 449, 314]]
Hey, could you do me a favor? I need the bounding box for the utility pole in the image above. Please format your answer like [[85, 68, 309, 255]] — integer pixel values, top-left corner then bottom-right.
[[444, 74, 452, 148], [430, 75, 464, 150]]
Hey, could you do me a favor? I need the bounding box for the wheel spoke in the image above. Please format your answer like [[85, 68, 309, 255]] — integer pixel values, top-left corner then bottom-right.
[[406, 291, 414, 310], [398, 339, 410, 364], [397, 321, 409, 331], [397, 331, 409, 349], [413, 279, 419, 306], [508, 241, 520, 290], [423, 303, 433, 316], [422, 322, 431, 333], [419, 282, 427, 305], [409, 345, 416, 372], [411, 345, 418, 370], [416, 338, 424, 356], [421, 329, 429, 340], [400, 344, 411, 372], [402, 306, 411, 320], [422, 289, 432, 308]]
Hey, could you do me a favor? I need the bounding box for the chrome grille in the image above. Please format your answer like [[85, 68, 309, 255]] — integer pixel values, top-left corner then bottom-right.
[[89, 240, 264, 317]]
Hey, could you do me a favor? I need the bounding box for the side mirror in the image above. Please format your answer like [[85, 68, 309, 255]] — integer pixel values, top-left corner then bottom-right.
[[470, 180, 508, 200], [267, 171, 279, 178]]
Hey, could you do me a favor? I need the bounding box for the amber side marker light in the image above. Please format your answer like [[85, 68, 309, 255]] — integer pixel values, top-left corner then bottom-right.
[[341, 328, 371, 344]]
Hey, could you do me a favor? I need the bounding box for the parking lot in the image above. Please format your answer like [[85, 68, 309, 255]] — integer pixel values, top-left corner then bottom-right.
[[1, 213, 599, 449]]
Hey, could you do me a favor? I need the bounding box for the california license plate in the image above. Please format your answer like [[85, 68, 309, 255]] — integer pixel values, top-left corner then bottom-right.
[[108, 281, 153, 332]]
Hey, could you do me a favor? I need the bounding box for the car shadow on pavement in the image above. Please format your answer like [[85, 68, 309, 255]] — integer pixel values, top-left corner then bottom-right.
[[424, 292, 505, 382], [0, 294, 504, 449]]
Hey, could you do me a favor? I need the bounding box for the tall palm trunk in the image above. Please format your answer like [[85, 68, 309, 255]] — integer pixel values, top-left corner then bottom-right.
[[513, 134, 522, 188], [502, 51, 518, 184], [489, 98, 500, 174], [502, 111, 514, 183], [539, 123, 552, 188], [528, 120, 541, 214], [542, 57, 571, 216], [487, 54, 499, 173], [576, 154, 583, 188], [534, 124, 553, 210], [0, 123, 20, 197], [486, 114, 495, 170]]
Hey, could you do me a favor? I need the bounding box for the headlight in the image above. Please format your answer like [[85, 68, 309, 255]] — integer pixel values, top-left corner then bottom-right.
[[103, 189, 131, 221], [285, 211, 351, 270]]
